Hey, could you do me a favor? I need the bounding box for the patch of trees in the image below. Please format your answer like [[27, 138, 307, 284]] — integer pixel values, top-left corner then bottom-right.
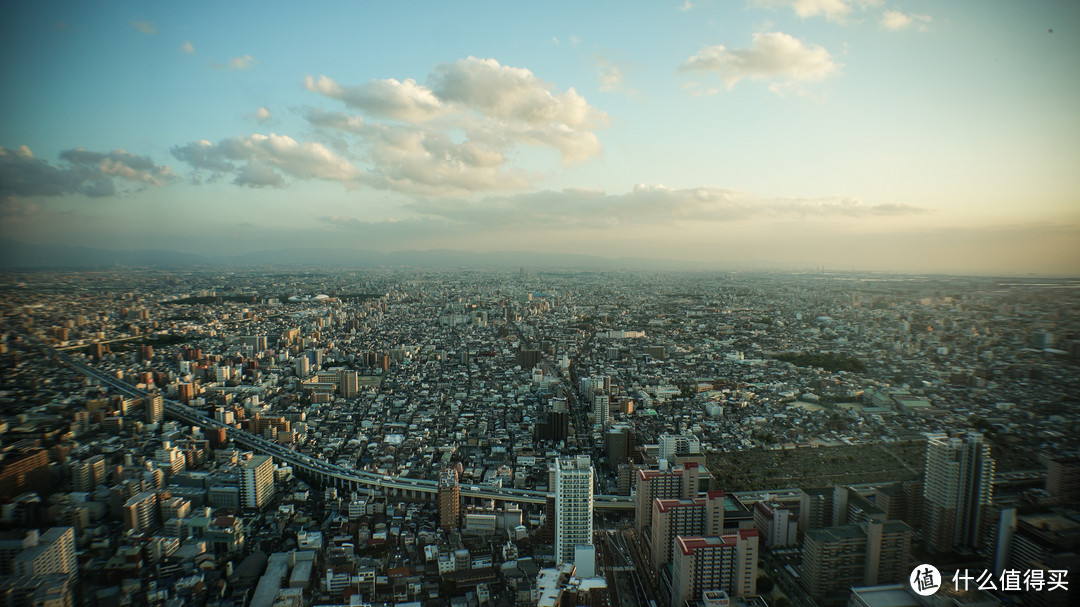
[[770, 351, 866, 373]]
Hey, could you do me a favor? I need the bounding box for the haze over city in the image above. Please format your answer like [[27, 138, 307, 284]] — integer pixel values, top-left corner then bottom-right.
[[2, 0, 1079, 275]]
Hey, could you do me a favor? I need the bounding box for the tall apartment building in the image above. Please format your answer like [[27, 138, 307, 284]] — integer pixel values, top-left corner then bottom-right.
[[798, 486, 835, 539], [593, 394, 610, 428], [339, 370, 359, 398], [799, 485, 885, 540], [801, 520, 912, 605], [295, 356, 311, 378], [670, 530, 759, 605], [240, 455, 275, 511], [8, 528, 76, 578], [1045, 456, 1080, 505], [0, 449, 50, 496], [155, 442, 186, 476], [438, 468, 460, 532], [145, 392, 163, 424], [554, 455, 594, 566], [658, 433, 702, 462], [923, 432, 994, 553], [649, 491, 727, 571], [753, 501, 798, 548], [176, 382, 195, 403], [635, 463, 703, 535], [535, 407, 569, 443], [122, 491, 160, 532], [72, 454, 106, 493]]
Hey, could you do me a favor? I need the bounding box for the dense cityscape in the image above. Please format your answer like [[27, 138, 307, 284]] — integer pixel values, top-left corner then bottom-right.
[[1, 268, 1076, 607]]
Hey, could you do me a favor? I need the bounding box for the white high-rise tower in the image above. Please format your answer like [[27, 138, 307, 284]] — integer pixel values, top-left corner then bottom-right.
[[923, 432, 994, 552], [555, 455, 594, 566]]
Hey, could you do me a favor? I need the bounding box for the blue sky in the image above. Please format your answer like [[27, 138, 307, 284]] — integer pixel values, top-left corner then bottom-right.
[[2, 0, 1078, 274]]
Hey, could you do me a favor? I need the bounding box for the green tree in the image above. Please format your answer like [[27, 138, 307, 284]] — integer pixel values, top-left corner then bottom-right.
[[757, 576, 775, 594]]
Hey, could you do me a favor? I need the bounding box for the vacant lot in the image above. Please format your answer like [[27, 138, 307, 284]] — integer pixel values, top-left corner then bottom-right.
[[707, 440, 927, 491]]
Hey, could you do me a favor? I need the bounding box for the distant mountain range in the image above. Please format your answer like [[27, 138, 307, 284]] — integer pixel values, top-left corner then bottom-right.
[[0, 239, 715, 271]]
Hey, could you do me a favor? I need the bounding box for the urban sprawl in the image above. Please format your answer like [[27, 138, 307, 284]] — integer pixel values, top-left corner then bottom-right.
[[1, 269, 1077, 607]]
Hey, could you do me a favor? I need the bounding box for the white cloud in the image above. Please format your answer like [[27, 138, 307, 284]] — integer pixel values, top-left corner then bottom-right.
[[130, 21, 156, 35], [181, 41, 195, 54], [406, 184, 928, 229], [679, 1, 695, 12], [751, 0, 882, 22], [304, 75, 444, 121], [0, 145, 178, 199], [171, 133, 362, 188], [881, 10, 932, 31], [305, 108, 367, 134], [234, 160, 285, 188], [360, 124, 529, 194], [255, 107, 272, 123], [228, 55, 256, 70], [680, 32, 838, 90], [595, 55, 636, 96], [303, 57, 608, 194], [430, 57, 605, 129]]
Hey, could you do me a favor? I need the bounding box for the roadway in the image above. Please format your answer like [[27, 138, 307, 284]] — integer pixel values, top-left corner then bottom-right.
[[48, 347, 635, 509]]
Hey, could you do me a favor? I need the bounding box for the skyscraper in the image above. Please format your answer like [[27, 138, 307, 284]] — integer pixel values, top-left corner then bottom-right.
[[240, 455, 275, 511], [145, 392, 163, 424], [923, 432, 994, 553], [593, 394, 610, 428], [339, 370, 359, 398], [554, 455, 594, 565], [438, 468, 460, 532]]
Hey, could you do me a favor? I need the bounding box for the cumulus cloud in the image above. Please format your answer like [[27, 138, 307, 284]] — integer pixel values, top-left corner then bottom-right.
[[255, 107, 272, 123], [234, 160, 285, 188], [304, 75, 445, 121], [303, 56, 608, 194], [305, 108, 366, 134], [228, 54, 256, 70], [181, 41, 195, 54], [881, 10, 932, 31], [430, 57, 605, 130], [405, 184, 928, 229], [595, 55, 636, 96], [171, 133, 362, 188], [130, 21, 156, 35], [680, 32, 838, 90], [363, 124, 530, 194], [210, 54, 256, 70], [751, 0, 882, 22], [0, 145, 178, 199]]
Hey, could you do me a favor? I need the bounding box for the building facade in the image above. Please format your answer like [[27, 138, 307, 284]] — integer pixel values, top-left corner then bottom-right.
[[670, 530, 759, 606], [923, 433, 994, 553], [240, 455, 275, 511], [555, 456, 594, 565]]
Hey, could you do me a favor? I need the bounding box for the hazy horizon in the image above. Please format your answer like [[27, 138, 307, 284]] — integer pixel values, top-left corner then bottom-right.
[[2, 1, 1079, 276]]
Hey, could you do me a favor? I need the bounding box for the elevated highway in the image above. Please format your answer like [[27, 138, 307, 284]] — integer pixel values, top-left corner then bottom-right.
[[50, 349, 634, 510]]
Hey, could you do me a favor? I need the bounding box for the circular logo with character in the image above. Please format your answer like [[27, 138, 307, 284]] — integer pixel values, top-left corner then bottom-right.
[[910, 564, 942, 596]]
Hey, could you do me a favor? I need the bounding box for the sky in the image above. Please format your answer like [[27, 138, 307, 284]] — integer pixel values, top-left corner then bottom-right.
[[1, 0, 1078, 275]]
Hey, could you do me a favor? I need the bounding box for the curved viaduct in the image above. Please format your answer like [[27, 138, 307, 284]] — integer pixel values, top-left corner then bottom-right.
[[51, 350, 633, 510]]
